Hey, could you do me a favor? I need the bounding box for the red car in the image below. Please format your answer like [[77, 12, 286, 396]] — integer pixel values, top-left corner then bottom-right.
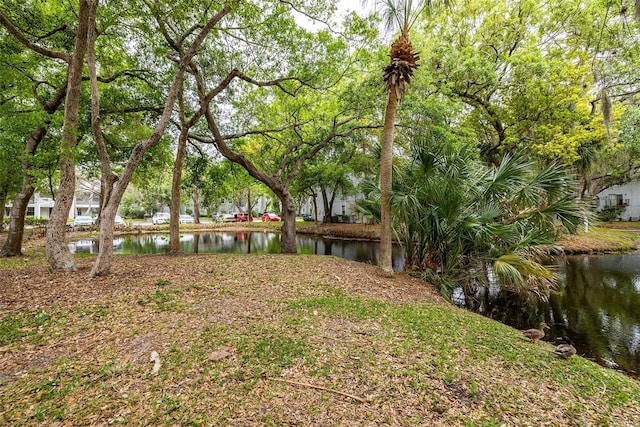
[[261, 212, 281, 222], [235, 213, 248, 222]]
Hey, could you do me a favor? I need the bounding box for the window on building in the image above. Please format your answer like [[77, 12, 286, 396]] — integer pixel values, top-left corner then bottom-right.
[[27, 207, 35, 217], [606, 194, 624, 206]]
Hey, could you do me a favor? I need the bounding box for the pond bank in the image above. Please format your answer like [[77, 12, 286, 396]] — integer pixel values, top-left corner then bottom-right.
[[1, 253, 639, 425]]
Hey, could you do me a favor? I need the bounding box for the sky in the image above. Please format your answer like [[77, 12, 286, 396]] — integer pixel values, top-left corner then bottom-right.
[[293, 0, 374, 32]]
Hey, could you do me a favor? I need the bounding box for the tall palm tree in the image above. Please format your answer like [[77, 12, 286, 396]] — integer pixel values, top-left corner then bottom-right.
[[377, 1, 421, 275], [374, 0, 441, 274]]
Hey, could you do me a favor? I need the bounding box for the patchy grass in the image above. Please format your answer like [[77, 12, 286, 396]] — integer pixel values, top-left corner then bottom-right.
[[559, 226, 639, 254], [1, 253, 639, 426]]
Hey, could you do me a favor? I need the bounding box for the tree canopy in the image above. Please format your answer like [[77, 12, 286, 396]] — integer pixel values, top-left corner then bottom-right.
[[1, 0, 639, 281]]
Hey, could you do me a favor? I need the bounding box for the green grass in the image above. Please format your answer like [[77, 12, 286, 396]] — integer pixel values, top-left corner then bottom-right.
[[1, 235, 639, 425], [286, 292, 640, 419], [0, 309, 62, 346], [2, 279, 639, 426]]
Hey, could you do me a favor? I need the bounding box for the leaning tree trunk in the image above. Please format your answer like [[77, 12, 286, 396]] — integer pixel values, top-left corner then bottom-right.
[[45, 0, 91, 271], [278, 190, 298, 254], [0, 185, 35, 257], [169, 127, 188, 254], [89, 2, 231, 277], [1, 128, 46, 257], [379, 85, 398, 276]]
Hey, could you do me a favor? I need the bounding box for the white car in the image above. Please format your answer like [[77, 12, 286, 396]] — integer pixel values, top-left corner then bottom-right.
[[151, 212, 170, 225], [114, 215, 126, 226], [70, 215, 94, 227], [179, 214, 194, 224]]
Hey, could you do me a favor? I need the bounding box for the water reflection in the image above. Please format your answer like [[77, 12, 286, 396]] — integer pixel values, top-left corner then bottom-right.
[[453, 251, 640, 377], [68, 231, 405, 270]]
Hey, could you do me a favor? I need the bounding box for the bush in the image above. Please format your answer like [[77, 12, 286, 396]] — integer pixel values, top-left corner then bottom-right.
[[597, 206, 624, 221], [121, 206, 147, 219], [331, 215, 350, 223], [24, 216, 49, 227]]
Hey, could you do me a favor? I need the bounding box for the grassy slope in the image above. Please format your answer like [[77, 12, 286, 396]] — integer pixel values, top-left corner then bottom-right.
[[0, 250, 639, 426]]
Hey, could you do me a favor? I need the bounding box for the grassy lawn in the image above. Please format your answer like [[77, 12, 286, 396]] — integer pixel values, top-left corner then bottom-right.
[[1, 249, 639, 426]]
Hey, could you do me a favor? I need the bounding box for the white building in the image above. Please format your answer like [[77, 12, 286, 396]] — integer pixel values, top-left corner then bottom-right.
[[3, 191, 99, 220], [596, 181, 640, 221]]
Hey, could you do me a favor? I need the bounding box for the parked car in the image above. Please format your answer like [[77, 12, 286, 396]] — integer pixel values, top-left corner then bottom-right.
[[70, 215, 94, 227], [235, 213, 249, 222], [302, 213, 314, 222], [222, 214, 236, 222], [114, 215, 126, 226], [261, 212, 281, 222], [179, 214, 194, 224], [151, 212, 170, 225]]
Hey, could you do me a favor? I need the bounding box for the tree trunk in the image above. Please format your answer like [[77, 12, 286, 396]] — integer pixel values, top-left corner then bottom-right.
[[247, 188, 253, 221], [1, 127, 47, 257], [279, 190, 297, 254], [379, 86, 398, 276], [45, 0, 91, 271], [170, 127, 188, 254], [192, 189, 200, 224], [328, 190, 336, 220], [311, 190, 319, 223], [89, 4, 231, 276], [0, 183, 8, 232], [321, 187, 331, 223]]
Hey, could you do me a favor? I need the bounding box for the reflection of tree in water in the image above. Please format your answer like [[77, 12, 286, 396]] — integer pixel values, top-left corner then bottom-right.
[[560, 256, 640, 373], [455, 253, 640, 376]]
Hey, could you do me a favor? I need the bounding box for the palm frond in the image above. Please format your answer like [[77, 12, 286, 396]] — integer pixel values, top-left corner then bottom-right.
[[492, 253, 556, 297]]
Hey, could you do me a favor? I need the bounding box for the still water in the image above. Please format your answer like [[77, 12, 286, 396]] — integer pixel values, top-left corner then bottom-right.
[[68, 231, 406, 270], [69, 232, 640, 376], [452, 251, 640, 377]]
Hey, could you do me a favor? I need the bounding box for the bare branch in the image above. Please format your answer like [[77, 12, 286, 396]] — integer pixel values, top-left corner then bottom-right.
[[102, 105, 164, 115], [187, 122, 302, 143], [233, 69, 318, 94]]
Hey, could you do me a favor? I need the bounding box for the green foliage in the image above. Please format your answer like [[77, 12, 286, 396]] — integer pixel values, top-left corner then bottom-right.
[[24, 216, 49, 227], [418, 0, 636, 168], [358, 131, 584, 299]]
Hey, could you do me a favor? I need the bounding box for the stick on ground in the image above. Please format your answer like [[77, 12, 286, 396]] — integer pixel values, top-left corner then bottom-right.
[[270, 378, 368, 404]]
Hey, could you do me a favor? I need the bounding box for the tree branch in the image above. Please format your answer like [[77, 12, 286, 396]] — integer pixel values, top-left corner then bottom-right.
[[269, 377, 367, 404], [0, 11, 70, 62]]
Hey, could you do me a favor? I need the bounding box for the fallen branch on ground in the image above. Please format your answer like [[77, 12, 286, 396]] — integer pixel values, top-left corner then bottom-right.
[[270, 378, 367, 404]]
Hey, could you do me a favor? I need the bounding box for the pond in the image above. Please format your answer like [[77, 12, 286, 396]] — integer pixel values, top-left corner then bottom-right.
[[68, 231, 406, 270], [69, 231, 640, 377], [452, 251, 640, 377]]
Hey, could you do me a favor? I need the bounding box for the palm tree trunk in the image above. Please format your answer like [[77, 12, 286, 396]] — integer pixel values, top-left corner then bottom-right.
[[379, 85, 398, 275]]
